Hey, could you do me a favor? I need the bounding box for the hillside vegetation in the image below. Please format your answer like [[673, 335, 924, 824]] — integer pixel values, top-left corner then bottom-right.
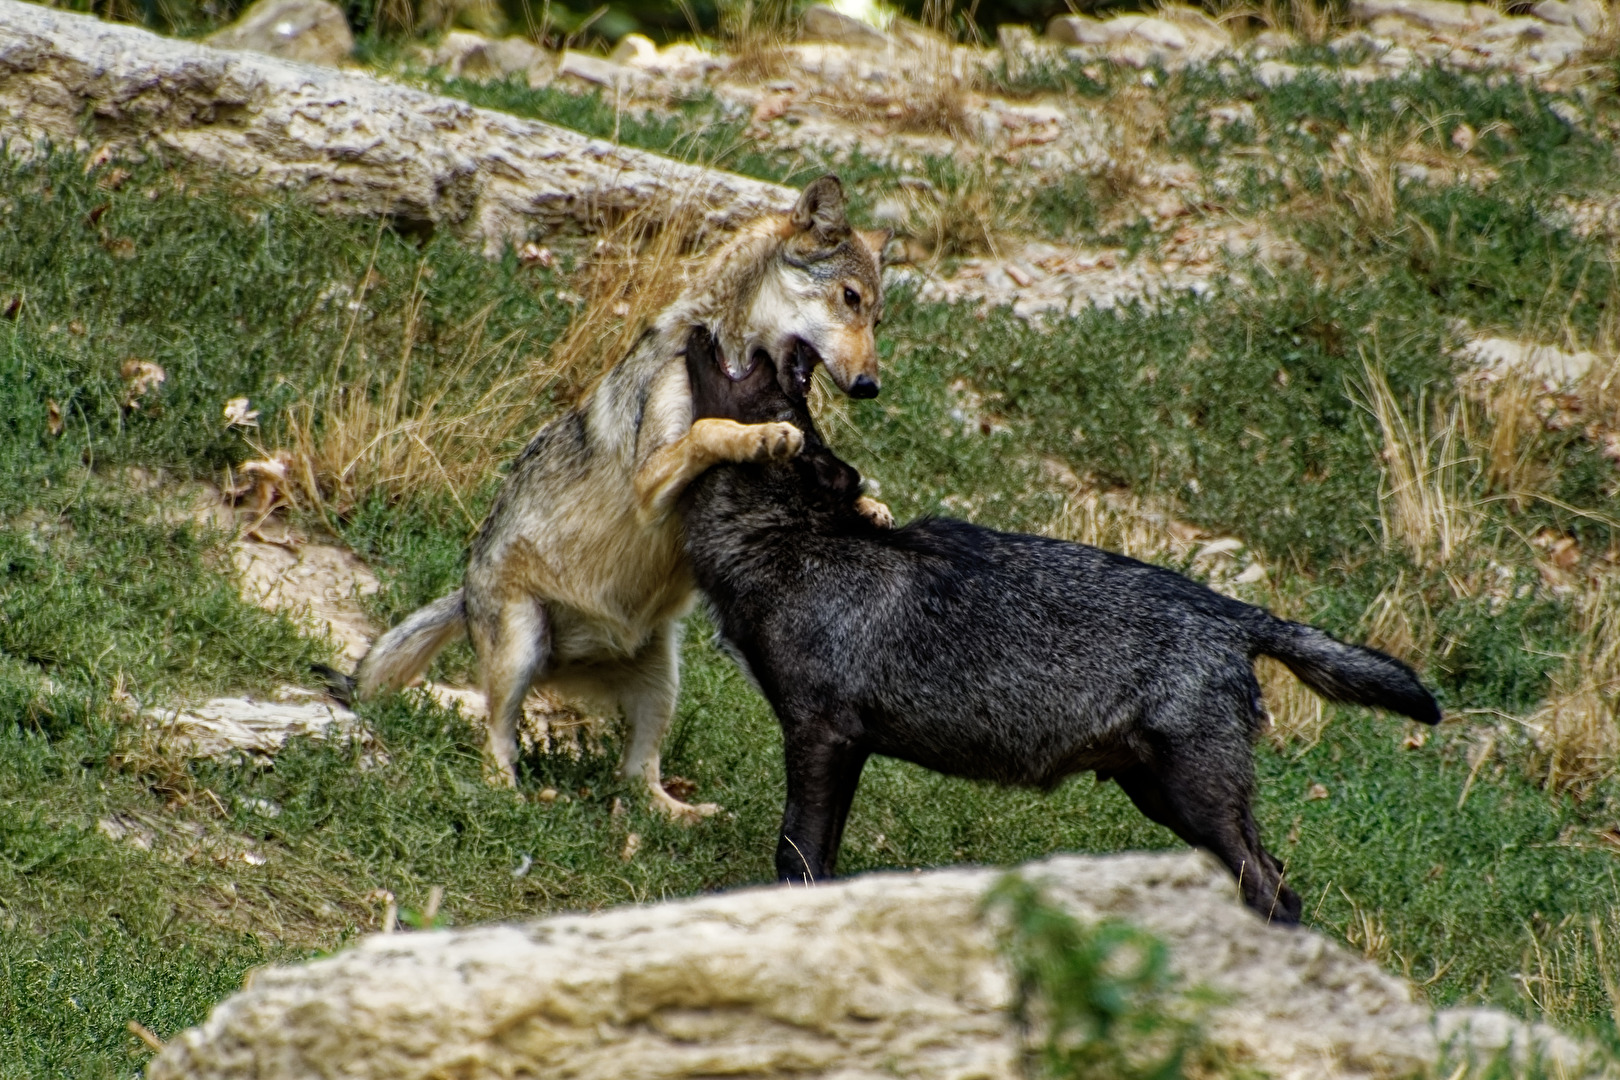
[[7, 4, 1620, 1076]]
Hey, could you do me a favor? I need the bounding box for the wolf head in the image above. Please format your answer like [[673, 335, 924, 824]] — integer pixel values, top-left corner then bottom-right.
[[738, 176, 889, 399]]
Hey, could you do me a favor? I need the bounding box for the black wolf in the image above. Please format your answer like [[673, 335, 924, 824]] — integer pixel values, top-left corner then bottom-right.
[[678, 327, 1440, 923]]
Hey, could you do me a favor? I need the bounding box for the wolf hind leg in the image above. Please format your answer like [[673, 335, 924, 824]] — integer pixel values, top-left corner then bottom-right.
[[615, 620, 717, 822], [1115, 727, 1300, 925], [469, 598, 552, 788]]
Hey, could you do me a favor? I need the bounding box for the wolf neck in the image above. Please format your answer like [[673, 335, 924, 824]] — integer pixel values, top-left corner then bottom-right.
[[655, 215, 792, 371]]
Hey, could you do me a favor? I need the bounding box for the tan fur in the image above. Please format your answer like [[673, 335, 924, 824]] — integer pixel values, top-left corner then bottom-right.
[[347, 176, 886, 819]]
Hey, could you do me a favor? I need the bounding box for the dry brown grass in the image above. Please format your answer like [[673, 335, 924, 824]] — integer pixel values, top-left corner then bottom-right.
[[1097, 84, 1170, 200], [718, 0, 797, 83], [274, 195, 712, 524], [277, 263, 543, 526], [893, 160, 1021, 261], [1257, 654, 1330, 749], [1353, 354, 1481, 571], [1526, 576, 1620, 797]]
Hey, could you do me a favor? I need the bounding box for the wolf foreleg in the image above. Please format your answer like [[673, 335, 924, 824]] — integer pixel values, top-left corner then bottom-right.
[[635, 417, 804, 521]]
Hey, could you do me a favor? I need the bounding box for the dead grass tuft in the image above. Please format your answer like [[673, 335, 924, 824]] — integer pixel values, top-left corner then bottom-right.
[[894, 159, 1023, 261], [1527, 576, 1620, 797], [1353, 355, 1481, 571], [279, 264, 542, 525], [719, 0, 797, 82], [1097, 84, 1170, 200], [275, 195, 716, 522], [1258, 655, 1329, 749]]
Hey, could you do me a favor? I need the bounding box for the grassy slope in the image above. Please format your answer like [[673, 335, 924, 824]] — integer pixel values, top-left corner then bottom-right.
[[6, 55, 1620, 1076]]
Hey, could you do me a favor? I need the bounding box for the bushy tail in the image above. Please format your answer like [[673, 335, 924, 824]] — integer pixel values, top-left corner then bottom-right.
[[1252, 614, 1441, 725], [331, 589, 468, 703]]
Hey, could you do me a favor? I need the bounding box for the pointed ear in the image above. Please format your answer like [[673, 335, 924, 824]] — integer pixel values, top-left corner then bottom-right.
[[791, 175, 849, 242], [855, 228, 892, 265]]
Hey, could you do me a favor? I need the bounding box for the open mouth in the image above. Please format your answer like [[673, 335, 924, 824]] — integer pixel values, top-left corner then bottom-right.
[[784, 338, 822, 395]]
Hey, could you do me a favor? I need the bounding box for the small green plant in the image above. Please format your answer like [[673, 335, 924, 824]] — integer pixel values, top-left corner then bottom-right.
[[987, 876, 1223, 1080]]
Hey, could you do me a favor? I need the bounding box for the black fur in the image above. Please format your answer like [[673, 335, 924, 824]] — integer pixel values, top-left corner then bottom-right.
[[679, 326, 1441, 925]]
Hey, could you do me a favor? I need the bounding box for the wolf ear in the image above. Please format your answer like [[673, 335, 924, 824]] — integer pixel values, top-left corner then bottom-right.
[[855, 228, 892, 265], [791, 175, 849, 242]]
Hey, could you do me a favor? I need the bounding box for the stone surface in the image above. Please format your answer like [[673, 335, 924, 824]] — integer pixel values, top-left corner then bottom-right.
[[204, 0, 353, 67], [415, 30, 554, 83], [145, 851, 1595, 1080], [233, 537, 379, 662], [800, 4, 892, 48], [142, 694, 362, 760], [558, 49, 642, 87], [1350, 0, 1478, 32], [1461, 335, 1601, 385], [0, 1, 795, 252]]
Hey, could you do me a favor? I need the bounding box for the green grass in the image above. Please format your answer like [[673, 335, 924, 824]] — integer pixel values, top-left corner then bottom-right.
[[8, 51, 1620, 1076]]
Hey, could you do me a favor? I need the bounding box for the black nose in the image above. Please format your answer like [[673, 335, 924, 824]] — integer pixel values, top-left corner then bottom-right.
[[849, 374, 880, 399]]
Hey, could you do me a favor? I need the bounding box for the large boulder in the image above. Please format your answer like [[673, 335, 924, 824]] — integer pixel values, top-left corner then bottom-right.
[[0, 1, 795, 252], [800, 4, 893, 48], [204, 0, 354, 67], [146, 851, 1593, 1080]]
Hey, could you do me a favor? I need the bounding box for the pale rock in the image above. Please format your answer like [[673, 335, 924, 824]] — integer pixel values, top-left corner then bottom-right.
[[141, 697, 362, 760], [418, 30, 553, 82], [1349, 0, 1476, 33], [146, 852, 1599, 1080], [1470, 16, 1553, 44], [1461, 335, 1600, 385], [1256, 59, 1300, 86], [887, 16, 953, 52], [234, 536, 379, 661], [204, 0, 353, 66], [0, 2, 797, 251], [558, 50, 643, 88], [1533, 0, 1577, 26], [800, 4, 891, 48], [1569, 0, 1609, 34], [1527, 24, 1589, 62], [609, 32, 658, 66]]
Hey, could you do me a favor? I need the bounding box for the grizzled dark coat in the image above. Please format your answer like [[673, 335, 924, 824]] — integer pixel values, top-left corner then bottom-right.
[[678, 327, 1440, 924]]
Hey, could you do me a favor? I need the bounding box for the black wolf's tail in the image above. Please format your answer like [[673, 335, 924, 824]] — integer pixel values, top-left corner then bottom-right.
[[1252, 614, 1441, 725], [312, 664, 357, 706]]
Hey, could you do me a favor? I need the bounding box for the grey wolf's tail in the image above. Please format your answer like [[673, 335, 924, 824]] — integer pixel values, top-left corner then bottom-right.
[[329, 589, 468, 704], [1253, 615, 1441, 725]]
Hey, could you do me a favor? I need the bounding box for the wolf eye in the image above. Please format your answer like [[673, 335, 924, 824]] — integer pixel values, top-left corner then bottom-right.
[[843, 286, 861, 311]]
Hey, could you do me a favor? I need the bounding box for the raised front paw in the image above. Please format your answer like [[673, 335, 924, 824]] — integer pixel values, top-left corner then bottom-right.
[[749, 421, 804, 462], [855, 496, 894, 528]]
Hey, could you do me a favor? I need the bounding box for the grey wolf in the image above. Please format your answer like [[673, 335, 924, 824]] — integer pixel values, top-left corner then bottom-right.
[[678, 328, 1441, 920], [326, 177, 889, 819]]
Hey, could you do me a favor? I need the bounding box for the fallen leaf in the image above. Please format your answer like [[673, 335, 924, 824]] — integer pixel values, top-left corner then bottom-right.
[[1, 296, 20, 320], [68, 320, 86, 336], [119, 359, 166, 407], [663, 776, 697, 802], [1402, 730, 1427, 750], [45, 399, 62, 437], [96, 167, 132, 191], [620, 832, 641, 862], [103, 236, 136, 260], [85, 203, 110, 227], [1305, 783, 1329, 801], [222, 397, 260, 429]]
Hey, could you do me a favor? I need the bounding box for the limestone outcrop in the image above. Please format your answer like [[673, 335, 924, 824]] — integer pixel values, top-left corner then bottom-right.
[[146, 851, 1594, 1080], [0, 1, 795, 251], [203, 0, 355, 67]]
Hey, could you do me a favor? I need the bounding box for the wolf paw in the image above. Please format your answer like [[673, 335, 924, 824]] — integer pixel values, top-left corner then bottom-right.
[[650, 786, 722, 823], [749, 421, 803, 462], [855, 496, 894, 528]]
